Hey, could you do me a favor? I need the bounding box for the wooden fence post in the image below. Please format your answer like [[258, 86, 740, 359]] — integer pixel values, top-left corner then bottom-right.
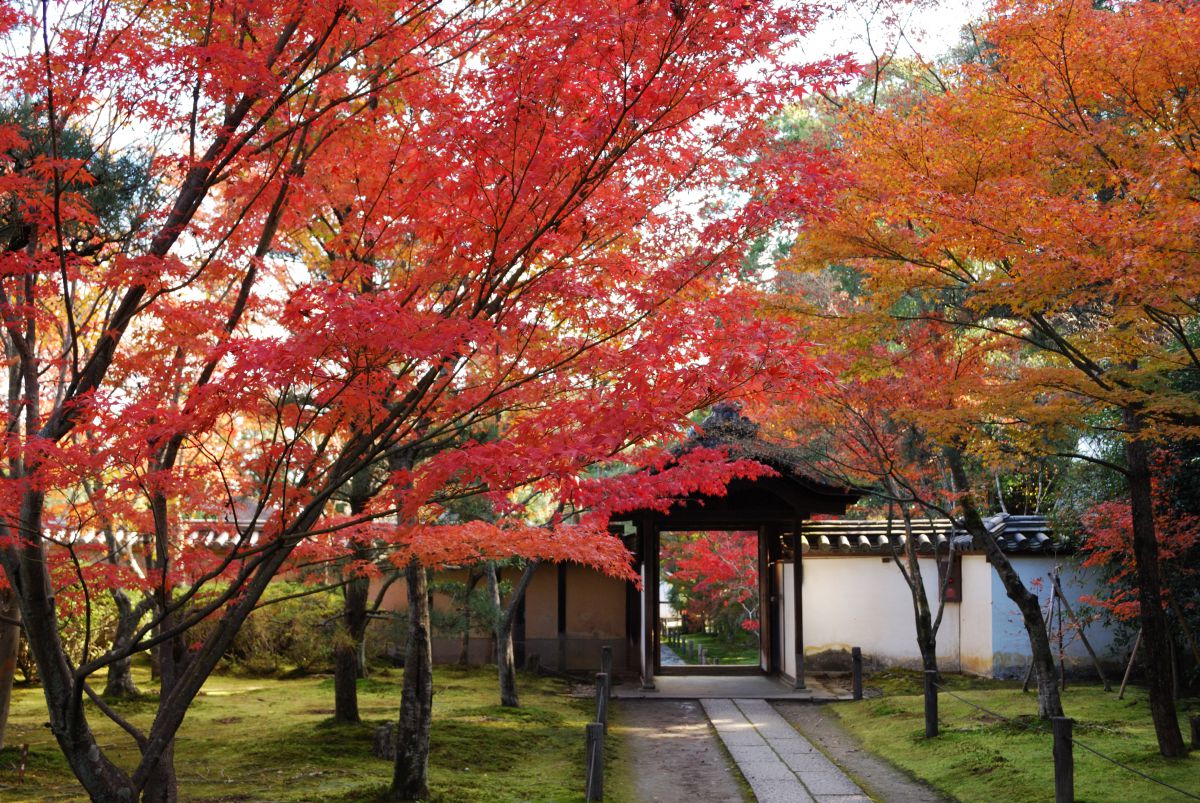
[[851, 647, 863, 700], [595, 673, 609, 729], [601, 646, 612, 686], [1189, 715, 1199, 750], [585, 722, 604, 801], [1053, 717, 1074, 803], [924, 670, 938, 738]]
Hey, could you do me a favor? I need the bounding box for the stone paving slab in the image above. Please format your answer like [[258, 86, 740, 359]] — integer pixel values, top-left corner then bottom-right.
[[801, 771, 866, 796], [701, 698, 867, 803], [725, 744, 779, 767], [755, 782, 815, 803], [781, 749, 841, 774], [612, 674, 849, 700]]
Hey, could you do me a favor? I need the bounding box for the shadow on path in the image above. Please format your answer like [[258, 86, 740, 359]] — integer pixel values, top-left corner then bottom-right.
[[611, 694, 952, 802]]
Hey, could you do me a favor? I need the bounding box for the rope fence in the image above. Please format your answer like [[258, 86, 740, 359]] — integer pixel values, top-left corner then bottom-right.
[[924, 673, 1200, 802], [584, 646, 613, 801]]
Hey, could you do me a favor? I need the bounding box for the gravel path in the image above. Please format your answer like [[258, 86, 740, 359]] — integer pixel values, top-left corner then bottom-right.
[[610, 699, 751, 802]]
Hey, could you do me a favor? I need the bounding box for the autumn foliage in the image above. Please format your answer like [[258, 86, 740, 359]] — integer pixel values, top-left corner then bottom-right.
[[1080, 454, 1200, 622], [662, 530, 760, 640], [0, 0, 854, 796], [786, 0, 1200, 754]]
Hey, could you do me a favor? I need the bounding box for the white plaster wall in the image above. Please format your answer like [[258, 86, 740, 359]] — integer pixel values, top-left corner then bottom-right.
[[780, 562, 796, 680], [802, 555, 962, 671], [990, 555, 1124, 678], [959, 554, 994, 676]]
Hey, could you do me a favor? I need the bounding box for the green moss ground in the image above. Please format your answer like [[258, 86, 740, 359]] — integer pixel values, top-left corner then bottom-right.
[[832, 670, 1200, 803], [673, 632, 759, 665], [0, 666, 594, 802]]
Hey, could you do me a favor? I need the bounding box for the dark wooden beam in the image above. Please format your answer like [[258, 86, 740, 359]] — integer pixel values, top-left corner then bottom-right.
[[792, 519, 805, 689], [767, 524, 781, 675], [641, 518, 658, 689], [557, 562, 567, 671], [758, 524, 771, 673]]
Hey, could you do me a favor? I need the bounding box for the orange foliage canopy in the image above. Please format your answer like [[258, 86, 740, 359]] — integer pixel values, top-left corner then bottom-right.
[[796, 0, 1200, 446]]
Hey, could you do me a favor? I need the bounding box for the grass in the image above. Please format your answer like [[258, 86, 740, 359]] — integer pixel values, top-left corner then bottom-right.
[[832, 670, 1200, 803], [0, 666, 595, 802], [671, 632, 759, 665]]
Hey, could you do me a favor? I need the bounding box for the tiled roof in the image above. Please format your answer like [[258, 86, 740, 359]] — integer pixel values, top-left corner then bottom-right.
[[40, 522, 260, 549], [799, 513, 1064, 555]]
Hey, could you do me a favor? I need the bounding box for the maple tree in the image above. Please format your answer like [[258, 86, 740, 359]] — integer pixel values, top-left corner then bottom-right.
[[1079, 451, 1200, 663], [765, 287, 1063, 709], [662, 530, 760, 645], [790, 0, 1200, 755], [0, 0, 846, 799]]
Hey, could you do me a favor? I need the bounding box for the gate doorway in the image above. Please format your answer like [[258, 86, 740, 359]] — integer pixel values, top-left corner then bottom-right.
[[658, 530, 761, 674], [615, 403, 862, 691]]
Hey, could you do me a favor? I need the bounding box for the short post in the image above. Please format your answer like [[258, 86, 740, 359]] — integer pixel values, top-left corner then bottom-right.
[[585, 722, 604, 801], [699, 646, 706, 665], [851, 647, 863, 701], [595, 672, 609, 728], [923, 670, 938, 738], [601, 645, 612, 689], [1052, 717, 1074, 803], [1189, 715, 1199, 750]]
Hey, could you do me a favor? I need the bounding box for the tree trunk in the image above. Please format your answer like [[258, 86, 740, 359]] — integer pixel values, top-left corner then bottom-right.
[[336, 473, 376, 724], [897, 501, 939, 678], [144, 609, 191, 803], [946, 447, 1063, 718], [1, 496, 139, 799], [333, 640, 361, 724], [139, 740, 178, 803], [390, 559, 433, 801], [333, 564, 370, 724], [457, 628, 470, 667], [0, 589, 21, 750], [103, 655, 139, 699], [486, 560, 540, 709], [457, 569, 478, 667], [487, 564, 519, 708], [104, 589, 141, 699], [1123, 406, 1187, 757]]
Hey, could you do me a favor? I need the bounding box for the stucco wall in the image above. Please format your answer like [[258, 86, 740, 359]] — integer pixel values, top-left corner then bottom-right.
[[367, 554, 1122, 679], [989, 555, 1123, 679], [959, 554, 994, 675], [799, 553, 1120, 679], [565, 563, 625, 638], [370, 562, 627, 671], [801, 554, 962, 672], [522, 564, 558, 640]]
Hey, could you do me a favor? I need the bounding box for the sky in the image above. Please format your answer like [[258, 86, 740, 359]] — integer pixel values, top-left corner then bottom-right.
[[806, 0, 989, 65]]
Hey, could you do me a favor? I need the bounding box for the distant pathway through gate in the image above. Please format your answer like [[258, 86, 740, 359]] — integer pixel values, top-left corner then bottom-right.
[[701, 698, 869, 803], [660, 643, 685, 666]]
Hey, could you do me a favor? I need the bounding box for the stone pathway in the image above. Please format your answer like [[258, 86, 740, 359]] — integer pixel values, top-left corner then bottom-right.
[[660, 643, 685, 666], [701, 698, 870, 803]]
